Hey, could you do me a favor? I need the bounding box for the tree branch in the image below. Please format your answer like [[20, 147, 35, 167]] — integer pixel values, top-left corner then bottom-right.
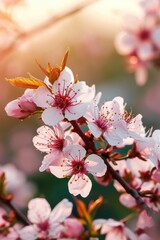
[[70, 120, 96, 151], [1, 0, 100, 59]]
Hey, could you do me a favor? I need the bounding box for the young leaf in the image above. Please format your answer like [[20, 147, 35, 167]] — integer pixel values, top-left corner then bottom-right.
[[6, 77, 46, 89]]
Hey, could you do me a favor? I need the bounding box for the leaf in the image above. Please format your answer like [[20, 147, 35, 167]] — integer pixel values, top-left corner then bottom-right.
[[74, 197, 91, 224], [61, 48, 70, 70], [74, 197, 88, 218], [88, 196, 103, 219], [6, 77, 46, 89], [36, 49, 70, 85]]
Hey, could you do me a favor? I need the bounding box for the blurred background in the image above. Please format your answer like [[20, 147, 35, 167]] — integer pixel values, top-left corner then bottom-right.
[[0, 0, 160, 225]]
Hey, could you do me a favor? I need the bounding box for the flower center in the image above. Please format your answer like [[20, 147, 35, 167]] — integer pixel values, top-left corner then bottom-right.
[[37, 220, 49, 231], [72, 160, 86, 174], [54, 95, 70, 110], [139, 29, 150, 41]]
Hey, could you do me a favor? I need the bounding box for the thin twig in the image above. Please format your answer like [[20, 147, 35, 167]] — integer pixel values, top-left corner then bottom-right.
[[102, 157, 153, 216], [1, 0, 100, 59], [0, 198, 29, 225]]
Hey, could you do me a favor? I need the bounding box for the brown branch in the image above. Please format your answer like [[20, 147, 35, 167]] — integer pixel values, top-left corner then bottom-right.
[[70, 120, 96, 151], [1, 0, 100, 59]]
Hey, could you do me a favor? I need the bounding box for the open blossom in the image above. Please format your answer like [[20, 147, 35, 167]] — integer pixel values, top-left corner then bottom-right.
[[86, 96, 128, 146], [33, 124, 72, 172], [93, 218, 137, 240], [50, 144, 107, 197], [33, 67, 95, 126], [5, 89, 38, 119], [115, 0, 160, 85], [19, 198, 73, 240], [86, 96, 145, 146]]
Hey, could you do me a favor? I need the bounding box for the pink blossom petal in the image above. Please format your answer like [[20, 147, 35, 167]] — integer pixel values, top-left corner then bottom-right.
[[28, 198, 51, 224], [64, 144, 86, 161], [63, 218, 84, 238], [19, 225, 38, 240], [115, 32, 137, 55], [39, 152, 63, 172], [50, 165, 71, 178], [152, 26, 160, 47], [137, 42, 154, 60], [33, 86, 51, 108], [68, 174, 92, 197], [119, 193, 137, 208], [87, 122, 102, 138], [136, 210, 153, 230], [85, 154, 107, 177], [42, 107, 63, 126], [49, 199, 72, 223], [135, 65, 148, 86], [53, 67, 74, 94], [65, 103, 87, 121], [48, 223, 65, 239], [5, 99, 30, 119]]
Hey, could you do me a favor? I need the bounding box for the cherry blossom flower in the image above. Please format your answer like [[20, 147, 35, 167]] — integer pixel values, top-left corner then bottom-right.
[[5, 89, 38, 119], [86, 96, 128, 146], [115, 0, 160, 85], [33, 124, 72, 172], [93, 218, 137, 240], [19, 198, 73, 240], [50, 144, 107, 197], [33, 67, 95, 126]]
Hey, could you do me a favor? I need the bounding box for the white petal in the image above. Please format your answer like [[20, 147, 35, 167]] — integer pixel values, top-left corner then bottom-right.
[[28, 198, 51, 223], [152, 26, 160, 47], [68, 174, 92, 197], [85, 154, 107, 177], [39, 152, 63, 172], [64, 144, 86, 161], [33, 86, 51, 108], [65, 103, 87, 121], [19, 226, 38, 240], [42, 107, 63, 126], [48, 223, 65, 238], [87, 122, 102, 138], [137, 42, 154, 60], [49, 199, 73, 223], [115, 32, 137, 55], [135, 66, 148, 86], [53, 67, 74, 94], [50, 165, 71, 178]]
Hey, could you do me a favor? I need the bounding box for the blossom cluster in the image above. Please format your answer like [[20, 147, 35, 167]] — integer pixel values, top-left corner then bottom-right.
[[115, 0, 160, 85], [2, 50, 160, 239]]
